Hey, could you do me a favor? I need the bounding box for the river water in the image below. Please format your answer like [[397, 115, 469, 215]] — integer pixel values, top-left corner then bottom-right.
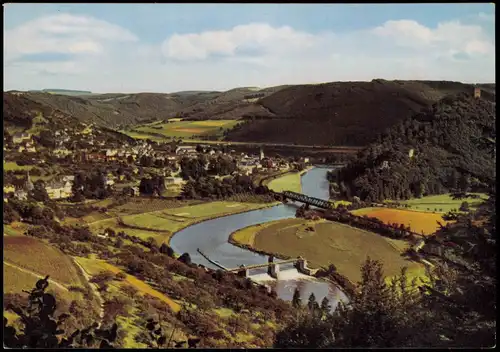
[[170, 167, 348, 309]]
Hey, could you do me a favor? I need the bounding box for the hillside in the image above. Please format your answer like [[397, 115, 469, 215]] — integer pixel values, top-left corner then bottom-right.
[[225, 80, 496, 146], [7, 81, 495, 147], [3, 92, 135, 145], [15, 86, 287, 130], [335, 93, 496, 202]]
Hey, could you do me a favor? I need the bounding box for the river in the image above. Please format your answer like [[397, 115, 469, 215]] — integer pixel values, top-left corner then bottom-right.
[[170, 167, 348, 309]]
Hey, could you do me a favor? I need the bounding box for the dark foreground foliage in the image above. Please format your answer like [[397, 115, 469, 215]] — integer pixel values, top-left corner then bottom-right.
[[4, 276, 118, 348]]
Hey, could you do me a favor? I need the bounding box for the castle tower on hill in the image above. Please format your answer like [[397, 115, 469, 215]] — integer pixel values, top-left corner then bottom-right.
[[260, 147, 264, 160], [474, 87, 481, 99]]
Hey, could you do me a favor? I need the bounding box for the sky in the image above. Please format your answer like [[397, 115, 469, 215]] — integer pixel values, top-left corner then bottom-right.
[[3, 3, 496, 93]]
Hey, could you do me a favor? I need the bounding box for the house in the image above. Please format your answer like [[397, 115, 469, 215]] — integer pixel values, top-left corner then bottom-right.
[[12, 132, 32, 144], [261, 158, 274, 168], [380, 160, 390, 170], [3, 184, 16, 194], [13, 189, 28, 201], [86, 152, 107, 162], [45, 179, 72, 200], [62, 175, 75, 183], [104, 175, 115, 186], [53, 147, 72, 157], [165, 177, 184, 185], [175, 146, 197, 155], [106, 149, 118, 161]]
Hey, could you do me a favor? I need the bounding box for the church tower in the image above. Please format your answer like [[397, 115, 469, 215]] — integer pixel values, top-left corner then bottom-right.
[[260, 147, 264, 160], [25, 171, 34, 192]]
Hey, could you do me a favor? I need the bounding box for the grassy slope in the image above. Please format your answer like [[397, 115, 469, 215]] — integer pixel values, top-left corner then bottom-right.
[[4, 236, 86, 286], [232, 218, 423, 284], [74, 256, 181, 313]]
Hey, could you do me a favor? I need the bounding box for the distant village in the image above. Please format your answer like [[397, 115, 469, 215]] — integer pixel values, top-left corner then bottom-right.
[[3, 123, 310, 202]]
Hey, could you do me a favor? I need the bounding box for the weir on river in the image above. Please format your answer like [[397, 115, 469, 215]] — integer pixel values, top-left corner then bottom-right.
[[170, 167, 349, 310]]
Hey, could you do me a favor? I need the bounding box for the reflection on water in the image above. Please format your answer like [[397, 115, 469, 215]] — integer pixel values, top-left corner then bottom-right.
[[170, 167, 349, 307]]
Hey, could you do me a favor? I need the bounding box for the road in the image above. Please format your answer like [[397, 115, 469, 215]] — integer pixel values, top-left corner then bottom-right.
[[73, 260, 105, 325]]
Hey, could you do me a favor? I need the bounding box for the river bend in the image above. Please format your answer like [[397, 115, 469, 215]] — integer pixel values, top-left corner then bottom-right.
[[170, 167, 348, 308]]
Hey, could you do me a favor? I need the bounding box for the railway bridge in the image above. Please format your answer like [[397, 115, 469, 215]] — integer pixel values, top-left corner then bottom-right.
[[278, 190, 334, 210]]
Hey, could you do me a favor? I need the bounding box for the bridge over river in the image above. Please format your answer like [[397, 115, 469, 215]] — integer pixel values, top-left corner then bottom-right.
[[198, 249, 316, 280]]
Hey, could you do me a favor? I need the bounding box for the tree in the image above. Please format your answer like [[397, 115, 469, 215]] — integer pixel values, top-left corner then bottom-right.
[[307, 293, 319, 313], [276, 259, 438, 348], [320, 297, 331, 315], [292, 288, 302, 309], [31, 180, 49, 202], [3, 202, 20, 224], [459, 201, 470, 212], [178, 253, 192, 266], [159, 243, 175, 257]]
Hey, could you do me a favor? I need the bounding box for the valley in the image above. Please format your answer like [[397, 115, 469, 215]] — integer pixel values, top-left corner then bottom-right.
[[3, 81, 496, 349]]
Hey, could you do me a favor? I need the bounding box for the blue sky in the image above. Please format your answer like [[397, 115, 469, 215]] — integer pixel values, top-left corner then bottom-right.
[[4, 3, 495, 93]]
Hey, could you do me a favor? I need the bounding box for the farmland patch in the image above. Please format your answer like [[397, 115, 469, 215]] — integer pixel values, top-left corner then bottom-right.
[[4, 236, 85, 287], [352, 208, 451, 235]]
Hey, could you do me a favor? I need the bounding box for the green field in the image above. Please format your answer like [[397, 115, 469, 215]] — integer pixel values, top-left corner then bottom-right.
[[386, 193, 488, 213], [126, 120, 240, 140], [266, 171, 302, 193], [232, 218, 423, 284], [3, 161, 34, 172]]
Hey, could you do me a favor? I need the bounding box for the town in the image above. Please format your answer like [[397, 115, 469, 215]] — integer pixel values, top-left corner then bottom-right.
[[4, 122, 312, 203]]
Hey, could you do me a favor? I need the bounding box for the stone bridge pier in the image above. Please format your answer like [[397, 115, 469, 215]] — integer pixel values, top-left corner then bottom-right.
[[267, 263, 280, 279], [295, 257, 314, 275], [237, 266, 249, 278]]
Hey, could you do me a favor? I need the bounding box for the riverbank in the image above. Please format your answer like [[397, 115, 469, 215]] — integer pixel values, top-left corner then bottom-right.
[[166, 200, 281, 246], [228, 216, 425, 287], [261, 166, 315, 193]]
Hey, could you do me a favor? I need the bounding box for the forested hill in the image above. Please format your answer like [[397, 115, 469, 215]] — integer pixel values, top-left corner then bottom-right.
[[336, 93, 496, 202]]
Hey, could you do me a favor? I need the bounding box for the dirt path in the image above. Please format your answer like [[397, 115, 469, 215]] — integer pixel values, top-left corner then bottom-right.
[[3, 261, 69, 292], [73, 260, 105, 326]]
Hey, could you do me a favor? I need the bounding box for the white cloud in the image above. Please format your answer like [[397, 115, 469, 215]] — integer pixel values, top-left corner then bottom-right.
[[3, 14, 495, 93], [4, 13, 137, 62], [477, 12, 495, 22], [162, 23, 316, 61]]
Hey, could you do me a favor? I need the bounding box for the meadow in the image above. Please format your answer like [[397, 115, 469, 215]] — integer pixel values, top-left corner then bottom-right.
[[351, 208, 452, 235], [391, 193, 488, 213], [131, 120, 240, 139], [231, 218, 423, 284], [266, 171, 302, 193]]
